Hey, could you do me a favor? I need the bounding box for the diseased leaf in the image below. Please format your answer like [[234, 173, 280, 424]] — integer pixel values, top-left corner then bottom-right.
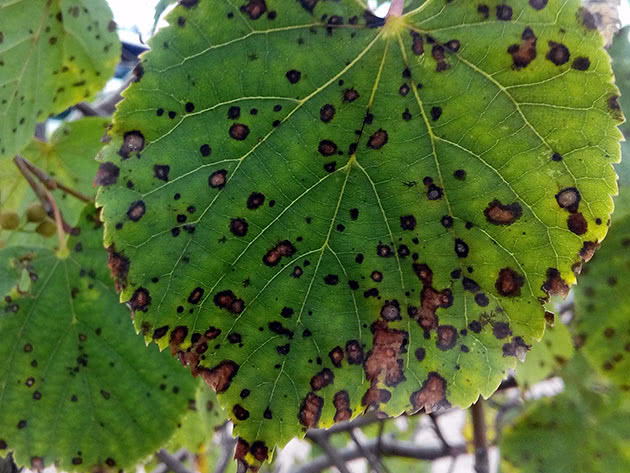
[[609, 26, 630, 186], [514, 319, 574, 388], [501, 356, 630, 473], [573, 195, 630, 390], [0, 0, 120, 159], [166, 380, 226, 453], [0, 117, 109, 248], [152, 0, 178, 33], [0, 205, 196, 472], [95, 1, 621, 468]]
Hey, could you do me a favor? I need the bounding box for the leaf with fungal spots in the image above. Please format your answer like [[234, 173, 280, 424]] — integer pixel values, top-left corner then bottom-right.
[[95, 0, 621, 469], [0, 205, 196, 472], [0, 118, 110, 249], [0, 0, 120, 160], [573, 194, 630, 391], [501, 356, 630, 473]]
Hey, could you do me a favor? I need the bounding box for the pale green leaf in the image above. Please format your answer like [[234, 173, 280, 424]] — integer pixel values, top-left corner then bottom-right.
[[0, 205, 196, 471], [0, 0, 120, 159]]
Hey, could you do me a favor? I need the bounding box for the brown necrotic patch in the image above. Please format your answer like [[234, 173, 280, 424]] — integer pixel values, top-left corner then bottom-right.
[[106, 246, 129, 292], [169, 326, 188, 354], [286, 69, 301, 84], [200, 360, 239, 393], [542, 268, 570, 298], [230, 218, 249, 237], [329, 346, 344, 367], [320, 104, 335, 122], [94, 162, 119, 186], [436, 325, 458, 350], [410, 31, 424, 55], [410, 372, 450, 413], [247, 192, 265, 209], [380, 300, 401, 321], [129, 287, 151, 312], [343, 88, 360, 102], [493, 321, 512, 339], [310, 368, 334, 391], [263, 240, 296, 266], [546, 41, 570, 66], [250, 441, 269, 462], [579, 241, 599, 262], [119, 131, 144, 158], [333, 391, 352, 422], [213, 290, 245, 314], [346, 340, 364, 364], [572, 57, 590, 71], [567, 213, 588, 235], [484, 199, 523, 225], [495, 268, 524, 297], [229, 123, 250, 140], [233, 404, 250, 420], [188, 287, 204, 304], [364, 320, 408, 387], [153, 326, 169, 339], [413, 263, 453, 331], [502, 336, 530, 361], [241, 0, 266, 19], [555, 187, 581, 213], [318, 140, 337, 156], [367, 129, 388, 149], [529, 0, 548, 9], [298, 392, 323, 428], [508, 27, 537, 69], [400, 215, 416, 230], [496, 4, 512, 20], [153, 165, 170, 181], [127, 201, 146, 221], [209, 169, 228, 189]]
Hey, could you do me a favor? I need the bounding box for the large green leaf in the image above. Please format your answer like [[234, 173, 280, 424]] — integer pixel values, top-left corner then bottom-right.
[[501, 356, 630, 473], [0, 205, 196, 471], [95, 0, 621, 468], [0, 0, 120, 159], [0, 117, 109, 248], [609, 26, 630, 186], [573, 194, 630, 390]]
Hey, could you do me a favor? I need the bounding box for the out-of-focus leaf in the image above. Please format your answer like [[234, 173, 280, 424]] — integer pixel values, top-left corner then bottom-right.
[[0, 205, 196, 472], [609, 26, 630, 185], [0, 0, 120, 159]]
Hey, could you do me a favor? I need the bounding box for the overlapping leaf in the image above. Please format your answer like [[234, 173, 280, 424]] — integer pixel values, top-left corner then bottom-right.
[[0, 0, 120, 159], [0, 117, 109, 248], [501, 356, 630, 473], [609, 25, 630, 185], [95, 0, 621, 468], [0, 205, 196, 471]]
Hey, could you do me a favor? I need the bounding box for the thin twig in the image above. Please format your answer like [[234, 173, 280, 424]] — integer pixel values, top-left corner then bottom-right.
[[307, 429, 352, 473], [151, 449, 188, 473], [74, 102, 105, 116], [296, 436, 466, 473], [471, 399, 490, 473], [215, 425, 237, 473], [155, 449, 193, 473], [17, 155, 93, 203], [348, 429, 388, 473], [429, 413, 451, 450]]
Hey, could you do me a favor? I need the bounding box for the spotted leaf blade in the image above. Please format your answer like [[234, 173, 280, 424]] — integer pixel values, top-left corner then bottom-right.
[[573, 194, 630, 390], [95, 0, 621, 469], [0, 206, 196, 472], [0, 0, 120, 159]]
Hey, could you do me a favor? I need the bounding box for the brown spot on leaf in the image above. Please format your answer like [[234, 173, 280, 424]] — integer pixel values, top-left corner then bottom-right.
[[484, 199, 523, 225], [508, 27, 537, 69], [579, 241, 599, 262], [502, 336, 530, 361], [129, 287, 151, 312], [213, 290, 245, 314], [546, 41, 570, 66], [436, 325, 458, 350], [209, 170, 227, 189], [250, 442, 268, 462], [410, 31, 423, 55], [495, 268, 524, 297], [364, 320, 408, 387], [333, 391, 352, 422], [320, 104, 335, 122], [310, 368, 334, 391], [200, 360, 239, 393], [233, 404, 250, 420], [93, 162, 119, 186], [542, 268, 570, 298], [127, 201, 146, 222], [555, 187, 581, 212], [263, 240, 296, 266], [230, 218, 249, 237], [361, 385, 391, 408], [578, 8, 597, 29], [567, 213, 588, 235], [368, 129, 388, 149], [572, 57, 590, 71], [241, 0, 266, 19], [286, 69, 301, 84], [410, 372, 449, 413], [119, 131, 144, 158], [247, 192, 265, 209], [229, 124, 250, 140], [346, 340, 364, 364], [343, 88, 359, 102], [106, 246, 129, 292], [496, 4, 512, 20], [298, 392, 323, 428], [318, 140, 338, 156], [153, 165, 170, 181], [329, 347, 344, 367], [529, 0, 548, 9], [493, 321, 512, 339], [380, 300, 401, 321], [188, 287, 204, 304]]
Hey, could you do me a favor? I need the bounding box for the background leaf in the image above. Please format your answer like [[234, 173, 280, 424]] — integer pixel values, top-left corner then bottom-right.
[[0, 117, 110, 248], [0, 0, 120, 159], [609, 26, 630, 186], [95, 0, 621, 468], [0, 205, 196, 471]]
